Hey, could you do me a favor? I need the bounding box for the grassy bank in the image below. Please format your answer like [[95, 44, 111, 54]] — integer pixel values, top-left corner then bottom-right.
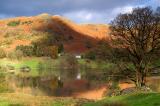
[[0, 57, 59, 76], [0, 93, 160, 106], [0, 93, 85, 106], [0, 58, 112, 76], [83, 93, 160, 106]]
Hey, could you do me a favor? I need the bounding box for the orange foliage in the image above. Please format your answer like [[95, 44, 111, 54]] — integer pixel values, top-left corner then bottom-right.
[[0, 14, 110, 53]]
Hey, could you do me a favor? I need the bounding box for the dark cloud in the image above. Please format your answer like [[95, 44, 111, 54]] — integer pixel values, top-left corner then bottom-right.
[[0, 0, 159, 23], [0, 0, 135, 15]]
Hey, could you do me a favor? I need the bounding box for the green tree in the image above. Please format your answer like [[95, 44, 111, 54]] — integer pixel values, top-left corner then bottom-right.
[[7, 20, 20, 26]]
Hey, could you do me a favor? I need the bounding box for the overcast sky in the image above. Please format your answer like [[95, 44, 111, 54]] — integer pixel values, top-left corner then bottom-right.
[[0, 0, 159, 23]]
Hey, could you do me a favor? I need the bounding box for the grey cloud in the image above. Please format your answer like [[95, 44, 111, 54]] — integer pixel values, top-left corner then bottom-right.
[[0, 0, 158, 23], [0, 0, 139, 15]]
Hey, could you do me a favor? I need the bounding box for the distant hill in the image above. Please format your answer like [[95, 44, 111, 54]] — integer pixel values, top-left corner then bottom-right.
[[0, 13, 110, 54]]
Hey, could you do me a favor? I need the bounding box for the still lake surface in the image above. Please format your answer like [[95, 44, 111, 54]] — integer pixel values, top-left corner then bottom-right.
[[4, 68, 160, 97]]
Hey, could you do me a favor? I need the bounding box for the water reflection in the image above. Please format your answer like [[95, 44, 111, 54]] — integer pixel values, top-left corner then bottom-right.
[[4, 69, 160, 97], [6, 68, 108, 96]]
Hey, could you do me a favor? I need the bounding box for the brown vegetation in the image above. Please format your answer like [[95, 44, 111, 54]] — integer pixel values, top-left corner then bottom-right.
[[0, 14, 109, 54]]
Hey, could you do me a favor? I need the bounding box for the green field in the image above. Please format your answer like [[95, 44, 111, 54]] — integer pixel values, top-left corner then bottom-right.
[[83, 93, 160, 106], [0, 58, 112, 76], [0, 57, 60, 76]]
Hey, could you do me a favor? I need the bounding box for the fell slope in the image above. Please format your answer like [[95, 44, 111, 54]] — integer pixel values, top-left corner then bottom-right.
[[0, 14, 110, 53]]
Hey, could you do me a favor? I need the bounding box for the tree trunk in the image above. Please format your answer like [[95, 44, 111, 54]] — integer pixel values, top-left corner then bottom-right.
[[136, 70, 141, 87], [141, 72, 146, 86], [136, 69, 146, 88]]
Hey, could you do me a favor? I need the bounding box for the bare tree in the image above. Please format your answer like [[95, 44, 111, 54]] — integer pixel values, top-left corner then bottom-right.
[[110, 7, 160, 87]]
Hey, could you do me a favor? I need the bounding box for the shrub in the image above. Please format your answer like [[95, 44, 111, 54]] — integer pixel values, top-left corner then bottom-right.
[[7, 50, 23, 60], [16, 45, 34, 56], [32, 44, 58, 58], [85, 41, 93, 49], [14, 50, 24, 60], [21, 21, 33, 25], [58, 43, 64, 53], [0, 39, 13, 46], [7, 20, 20, 26], [44, 46, 58, 58], [34, 47, 44, 57], [0, 48, 6, 58], [0, 73, 11, 93], [84, 50, 96, 60], [106, 81, 121, 97], [7, 52, 16, 60], [68, 35, 74, 40]]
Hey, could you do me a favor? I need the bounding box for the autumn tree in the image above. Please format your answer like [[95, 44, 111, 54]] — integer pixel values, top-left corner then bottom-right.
[[110, 7, 160, 87], [48, 46, 58, 59]]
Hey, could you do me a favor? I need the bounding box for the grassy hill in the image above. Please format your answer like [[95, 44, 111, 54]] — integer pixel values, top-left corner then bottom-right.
[[0, 14, 109, 54]]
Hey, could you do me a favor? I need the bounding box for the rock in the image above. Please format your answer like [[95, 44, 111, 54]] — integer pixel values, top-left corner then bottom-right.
[[140, 86, 152, 92], [8, 70, 15, 74], [120, 87, 136, 95], [106, 89, 121, 97], [120, 86, 152, 95], [20, 66, 31, 72], [6, 65, 15, 70]]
